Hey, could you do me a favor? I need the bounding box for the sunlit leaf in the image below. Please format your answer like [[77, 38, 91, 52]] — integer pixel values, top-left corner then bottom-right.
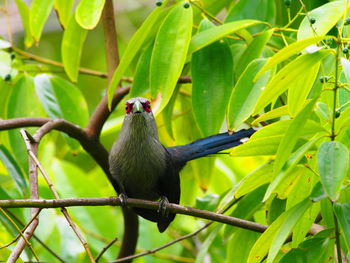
[[30, 0, 54, 42], [188, 19, 262, 57], [54, 0, 74, 29], [61, 15, 88, 82], [297, 0, 349, 40], [228, 59, 270, 130], [251, 105, 289, 125], [318, 141, 349, 201], [253, 50, 330, 115], [75, 0, 106, 29], [247, 199, 311, 263], [255, 36, 327, 80], [15, 0, 33, 47], [150, 2, 193, 113]]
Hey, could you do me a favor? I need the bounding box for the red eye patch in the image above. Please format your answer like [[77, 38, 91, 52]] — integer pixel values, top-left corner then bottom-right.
[[125, 102, 133, 114], [143, 101, 152, 113]]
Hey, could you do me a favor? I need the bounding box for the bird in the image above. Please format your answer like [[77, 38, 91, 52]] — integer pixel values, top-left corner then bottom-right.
[[109, 97, 256, 232]]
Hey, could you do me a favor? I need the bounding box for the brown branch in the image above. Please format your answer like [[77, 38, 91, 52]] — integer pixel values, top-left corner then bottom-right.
[[24, 128, 96, 262], [8, 130, 40, 262], [0, 197, 268, 233]]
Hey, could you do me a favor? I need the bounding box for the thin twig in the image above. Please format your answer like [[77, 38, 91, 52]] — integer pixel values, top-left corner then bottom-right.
[[95, 237, 118, 262], [4, 208, 66, 263]]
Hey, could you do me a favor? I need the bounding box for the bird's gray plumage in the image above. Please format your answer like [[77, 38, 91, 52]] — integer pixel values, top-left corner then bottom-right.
[[109, 97, 256, 232]]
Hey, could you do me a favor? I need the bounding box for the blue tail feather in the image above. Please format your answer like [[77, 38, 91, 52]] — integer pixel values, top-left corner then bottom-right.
[[167, 128, 256, 165]]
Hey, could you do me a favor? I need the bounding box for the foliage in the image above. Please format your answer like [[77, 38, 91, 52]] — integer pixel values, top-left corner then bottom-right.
[[0, 0, 350, 262]]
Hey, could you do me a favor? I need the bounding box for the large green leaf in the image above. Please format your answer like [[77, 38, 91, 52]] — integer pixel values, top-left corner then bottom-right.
[[188, 19, 262, 57], [61, 15, 88, 82], [150, 2, 193, 113], [75, 0, 106, 29], [0, 145, 27, 196], [30, 0, 55, 42], [297, 0, 349, 40], [228, 58, 270, 130], [273, 98, 317, 176], [288, 62, 320, 116], [192, 19, 233, 136], [235, 29, 272, 78], [253, 50, 330, 115], [231, 119, 325, 157], [318, 141, 349, 201], [264, 136, 321, 201], [247, 199, 311, 263], [54, 0, 74, 29], [34, 74, 89, 127], [333, 203, 350, 251], [107, 2, 169, 108], [15, 0, 33, 47], [255, 36, 327, 80], [235, 162, 273, 198]]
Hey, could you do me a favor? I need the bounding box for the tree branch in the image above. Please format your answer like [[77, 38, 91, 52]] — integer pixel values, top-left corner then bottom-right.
[[0, 197, 268, 233]]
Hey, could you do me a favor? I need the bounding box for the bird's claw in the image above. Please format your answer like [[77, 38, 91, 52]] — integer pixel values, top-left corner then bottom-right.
[[118, 193, 128, 207], [158, 196, 169, 218]]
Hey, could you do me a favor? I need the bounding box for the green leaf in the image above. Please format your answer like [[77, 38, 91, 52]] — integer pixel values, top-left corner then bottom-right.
[[150, 2, 193, 113], [228, 59, 270, 130], [61, 15, 88, 82], [280, 236, 330, 263], [0, 145, 27, 196], [192, 19, 233, 136], [297, 0, 349, 40], [15, 0, 33, 47], [188, 19, 262, 57], [235, 29, 273, 78], [247, 199, 311, 263], [34, 74, 89, 128], [107, 2, 169, 108], [335, 105, 350, 133], [253, 50, 330, 115], [251, 105, 289, 125], [54, 0, 74, 29], [273, 98, 317, 176], [235, 162, 273, 198], [130, 44, 153, 97], [0, 51, 12, 79], [318, 141, 349, 201], [333, 203, 350, 251], [75, 0, 106, 29], [264, 136, 321, 201], [231, 119, 325, 157], [30, 0, 54, 42], [227, 229, 260, 263], [288, 62, 320, 116], [255, 36, 327, 80], [195, 224, 222, 263], [7, 75, 44, 172]]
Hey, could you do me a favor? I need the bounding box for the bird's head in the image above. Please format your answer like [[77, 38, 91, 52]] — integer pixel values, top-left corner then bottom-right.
[[125, 97, 152, 115]]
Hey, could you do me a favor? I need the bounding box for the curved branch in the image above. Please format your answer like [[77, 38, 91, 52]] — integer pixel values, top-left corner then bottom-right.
[[0, 197, 268, 233]]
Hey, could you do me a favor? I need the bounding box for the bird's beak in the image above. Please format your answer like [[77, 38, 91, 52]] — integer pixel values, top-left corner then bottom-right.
[[133, 101, 143, 113]]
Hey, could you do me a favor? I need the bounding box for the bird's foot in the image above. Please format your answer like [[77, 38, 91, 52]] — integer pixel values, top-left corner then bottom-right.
[[118, 193, 128, 207], [158, 196, 169, 218]]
